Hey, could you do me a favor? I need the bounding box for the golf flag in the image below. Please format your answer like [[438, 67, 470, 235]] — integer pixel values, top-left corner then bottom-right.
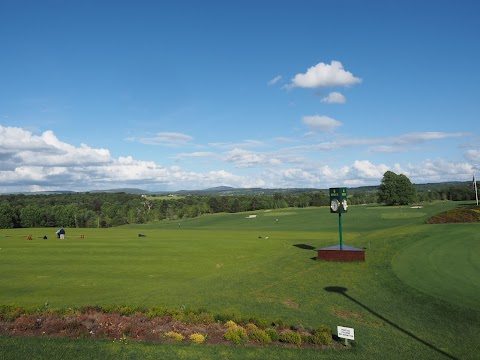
[[474, 172, 479, 206]]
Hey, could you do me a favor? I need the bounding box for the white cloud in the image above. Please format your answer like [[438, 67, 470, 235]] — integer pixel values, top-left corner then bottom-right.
[[403, 159, 473, 182], [130, 132, 193, 146], [465, 149, 480, 163], [0, 125, 476, 193], [175, 152, 217, 159], [395, 132, 468, 145], [209, 139, 264, 149], [268, 75, 282, 85], [350, 160, 389, 179], [289, 61, 362, 89], [0, 125, 111, 167], [303, 115, 342, 132], [321, 92, 346, 104], [295, 131, 471, 153], [223, 148, 282, 168], [368, 145, 407, 153]]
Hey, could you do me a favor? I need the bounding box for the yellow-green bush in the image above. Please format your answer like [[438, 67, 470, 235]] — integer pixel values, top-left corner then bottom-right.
[[279, 330, 302, 346], [225, 320, 237, 328], [189, 333, 206, 344], [248, 329, 271, 344], [224, 326, 248, 344], [265, 328, 279, 342], [164, 331, 184, 342], [311, 325, 332, 345], [245, 323, 259, 332]]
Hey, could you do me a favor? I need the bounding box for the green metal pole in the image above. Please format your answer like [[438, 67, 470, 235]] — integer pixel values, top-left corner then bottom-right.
[[339, 212, 343, 250]]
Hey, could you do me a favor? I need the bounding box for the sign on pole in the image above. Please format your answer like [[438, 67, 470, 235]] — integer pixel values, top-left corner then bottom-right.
[[337, 326, 354, 346], [329, 188, 348, 213], [329, 188, 348, 250]]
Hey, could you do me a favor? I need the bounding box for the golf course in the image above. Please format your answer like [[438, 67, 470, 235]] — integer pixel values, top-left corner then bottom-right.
[[0, 200, 479, 359]]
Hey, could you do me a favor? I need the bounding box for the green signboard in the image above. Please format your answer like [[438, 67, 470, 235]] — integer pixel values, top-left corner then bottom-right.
[[329, 187, 348, 213]]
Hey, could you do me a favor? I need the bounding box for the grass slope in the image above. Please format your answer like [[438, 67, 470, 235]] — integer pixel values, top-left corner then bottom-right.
[[0, 201, 479, 359]]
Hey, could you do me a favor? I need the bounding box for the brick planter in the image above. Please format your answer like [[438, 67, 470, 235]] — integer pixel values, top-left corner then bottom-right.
[[317, 245, 365, 262]]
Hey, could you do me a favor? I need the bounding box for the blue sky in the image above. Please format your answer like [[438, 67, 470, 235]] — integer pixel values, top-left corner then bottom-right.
[[1, 0, 479, 192]]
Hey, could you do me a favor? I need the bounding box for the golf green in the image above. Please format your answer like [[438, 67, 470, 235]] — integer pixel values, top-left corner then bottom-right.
[[392, 223, 480, 309]]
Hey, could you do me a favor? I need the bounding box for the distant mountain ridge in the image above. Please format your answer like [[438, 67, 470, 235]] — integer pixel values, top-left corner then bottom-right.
[[4, 181, 471, 196]]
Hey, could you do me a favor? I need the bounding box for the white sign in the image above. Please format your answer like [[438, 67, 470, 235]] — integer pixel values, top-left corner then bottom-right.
[[337, 326, 354, 340]]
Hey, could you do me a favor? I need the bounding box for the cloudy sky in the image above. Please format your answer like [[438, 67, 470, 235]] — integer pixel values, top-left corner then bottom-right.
[[1, 0, 479, 193]]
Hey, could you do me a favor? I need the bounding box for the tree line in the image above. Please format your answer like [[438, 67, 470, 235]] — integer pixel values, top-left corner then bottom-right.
[[0, 191, 332, 229], [0, 174, 476, 229]]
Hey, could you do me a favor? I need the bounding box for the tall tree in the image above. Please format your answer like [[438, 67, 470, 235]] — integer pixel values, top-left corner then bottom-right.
[[378, 171, 416, 205], [0, 202, 15, 228], [396, 174, 417, 204]]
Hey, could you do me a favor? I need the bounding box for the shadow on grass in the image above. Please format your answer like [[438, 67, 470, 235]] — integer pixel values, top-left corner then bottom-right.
[[324, 286, 459, 360], [293, 244, 316, 250]]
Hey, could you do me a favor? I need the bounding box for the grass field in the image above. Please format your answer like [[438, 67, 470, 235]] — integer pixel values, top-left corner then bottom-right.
[[0, 201, 479, 359]]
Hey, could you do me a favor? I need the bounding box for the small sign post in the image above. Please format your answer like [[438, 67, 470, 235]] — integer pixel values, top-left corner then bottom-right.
[[337, 326, 354, 346]]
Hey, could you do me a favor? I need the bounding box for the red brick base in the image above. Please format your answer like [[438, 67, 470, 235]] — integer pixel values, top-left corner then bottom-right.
[[317, 248, 365, 262]]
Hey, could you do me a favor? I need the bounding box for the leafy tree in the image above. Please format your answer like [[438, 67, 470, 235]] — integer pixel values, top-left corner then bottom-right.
[[19, 205, 42, 228], [396, 174, 417, 204], [377, 171, 416, 205], [309, 191, 329, 206], [0, 202, 15, 228]]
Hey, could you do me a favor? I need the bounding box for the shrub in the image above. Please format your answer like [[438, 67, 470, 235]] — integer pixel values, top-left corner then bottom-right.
[[426, 208, 480, 224], [246, 316, 270, 329], [164, 331, 184, 341], [0, 305, 24, 321], [248, 329, 272, 344], [225, 320, 237, 328], [279, 330, 302, 346], [215, 312, 244, 324], [224, 326, 248, 344], [119, 305, 145, 316], [265, 328, 279, 342], [311, 325, 332, 346], [174, 310, 214, 325], [189, 333, 206, 344], [147, 307, 181, 318], [301, 333, 313, 344]]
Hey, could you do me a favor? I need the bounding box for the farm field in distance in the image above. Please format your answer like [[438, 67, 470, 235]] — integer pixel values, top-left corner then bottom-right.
[[0, 201, 479, 359]]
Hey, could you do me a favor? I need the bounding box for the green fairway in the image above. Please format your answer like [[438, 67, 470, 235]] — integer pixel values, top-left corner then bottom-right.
[[0, 201, 479, 359], [392, 223, 480, 309]]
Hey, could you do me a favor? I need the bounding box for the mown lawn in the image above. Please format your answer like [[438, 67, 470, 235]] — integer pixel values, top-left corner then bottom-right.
[[0, 201, 479, 359]]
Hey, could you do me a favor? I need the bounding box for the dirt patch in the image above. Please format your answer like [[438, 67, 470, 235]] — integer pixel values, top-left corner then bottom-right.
[[332, 308, 362, 319], [282, 299, 300, 309]]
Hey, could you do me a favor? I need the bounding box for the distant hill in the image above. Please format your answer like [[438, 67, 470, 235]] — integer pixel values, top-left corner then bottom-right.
[[89, 188, 153, 194], [4, 181, 472, 196], [7, 190, 77, 195]]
